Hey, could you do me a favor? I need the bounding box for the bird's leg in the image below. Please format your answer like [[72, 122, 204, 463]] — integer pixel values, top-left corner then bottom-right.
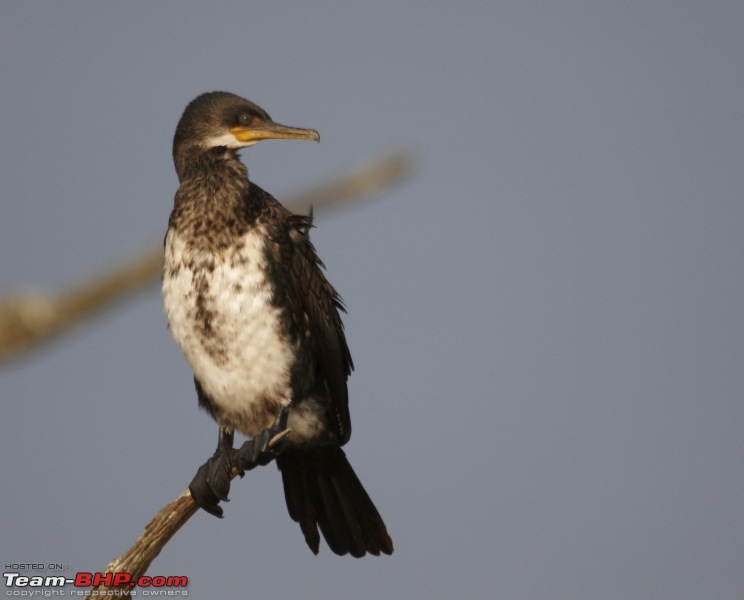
[[234, 406, 291, 474], [189, 426, 238, 518]]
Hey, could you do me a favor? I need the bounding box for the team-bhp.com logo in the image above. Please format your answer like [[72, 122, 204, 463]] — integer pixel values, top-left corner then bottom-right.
[[4, 571, 188, 596]]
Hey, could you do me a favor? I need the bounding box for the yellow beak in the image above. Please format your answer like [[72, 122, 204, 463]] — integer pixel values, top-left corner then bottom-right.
[[229, 121, 320, 144]]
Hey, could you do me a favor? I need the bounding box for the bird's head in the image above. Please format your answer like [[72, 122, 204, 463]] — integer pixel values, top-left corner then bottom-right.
[[173, 91, 319, 173]]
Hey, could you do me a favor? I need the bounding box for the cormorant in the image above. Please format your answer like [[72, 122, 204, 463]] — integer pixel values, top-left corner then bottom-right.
[[162, 91, 393, 557]]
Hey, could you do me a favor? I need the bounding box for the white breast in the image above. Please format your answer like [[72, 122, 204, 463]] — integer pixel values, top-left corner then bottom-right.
[[162, 228, 294, 436]]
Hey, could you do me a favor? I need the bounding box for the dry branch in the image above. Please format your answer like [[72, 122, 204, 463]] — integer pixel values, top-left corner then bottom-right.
[[89, 431, 288, 597], [90, 487, 199, 596]]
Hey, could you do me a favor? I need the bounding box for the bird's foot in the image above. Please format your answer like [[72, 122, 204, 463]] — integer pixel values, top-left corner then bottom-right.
[[189, 428, 238, 518], [189, 410, 291, 518], [234, 408, 291, 474]]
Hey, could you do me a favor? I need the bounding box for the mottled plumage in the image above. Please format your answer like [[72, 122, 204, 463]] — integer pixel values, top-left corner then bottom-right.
[[162, 91, 392, 557]]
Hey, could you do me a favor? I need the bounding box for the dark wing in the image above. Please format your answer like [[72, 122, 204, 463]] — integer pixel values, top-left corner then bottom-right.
[[259, 186, 354, 444]]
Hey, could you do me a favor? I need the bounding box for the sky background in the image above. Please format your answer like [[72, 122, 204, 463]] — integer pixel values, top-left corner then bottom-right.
[[2, 2, 743, 599]]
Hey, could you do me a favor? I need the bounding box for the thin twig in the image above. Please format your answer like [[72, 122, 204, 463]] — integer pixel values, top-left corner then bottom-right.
[[0, 151, 411, 362]]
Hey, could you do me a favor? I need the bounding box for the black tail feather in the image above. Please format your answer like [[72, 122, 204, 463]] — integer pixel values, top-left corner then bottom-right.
[[277, 446, 393, 557]]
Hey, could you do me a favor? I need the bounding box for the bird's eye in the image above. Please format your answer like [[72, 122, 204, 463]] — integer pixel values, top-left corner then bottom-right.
[[238, 113, 253, 125]]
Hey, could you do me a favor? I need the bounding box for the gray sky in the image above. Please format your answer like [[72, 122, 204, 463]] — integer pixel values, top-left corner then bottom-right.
[[2, 2, 743, 599]]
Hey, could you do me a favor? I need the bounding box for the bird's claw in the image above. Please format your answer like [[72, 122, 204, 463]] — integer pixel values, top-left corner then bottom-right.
[[269, 428, 292, 449]]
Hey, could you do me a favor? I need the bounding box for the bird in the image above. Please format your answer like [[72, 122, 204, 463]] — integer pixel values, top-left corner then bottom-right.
[[162, 91, 393, 558]]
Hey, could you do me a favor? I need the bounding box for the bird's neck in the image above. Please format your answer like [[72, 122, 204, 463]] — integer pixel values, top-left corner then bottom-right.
[[171, 147, 261, 228], [175, 147, 250, 189]]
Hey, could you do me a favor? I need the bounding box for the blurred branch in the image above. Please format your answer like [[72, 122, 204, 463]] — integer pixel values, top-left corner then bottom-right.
[[286, 149, 411, 213], [0, 249, 162, 362], [0, 151, 411, 362]]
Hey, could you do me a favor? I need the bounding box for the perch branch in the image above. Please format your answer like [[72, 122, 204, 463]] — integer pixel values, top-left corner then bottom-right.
[[91, 487, 198, 596], [89, 432, 289, 597]]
